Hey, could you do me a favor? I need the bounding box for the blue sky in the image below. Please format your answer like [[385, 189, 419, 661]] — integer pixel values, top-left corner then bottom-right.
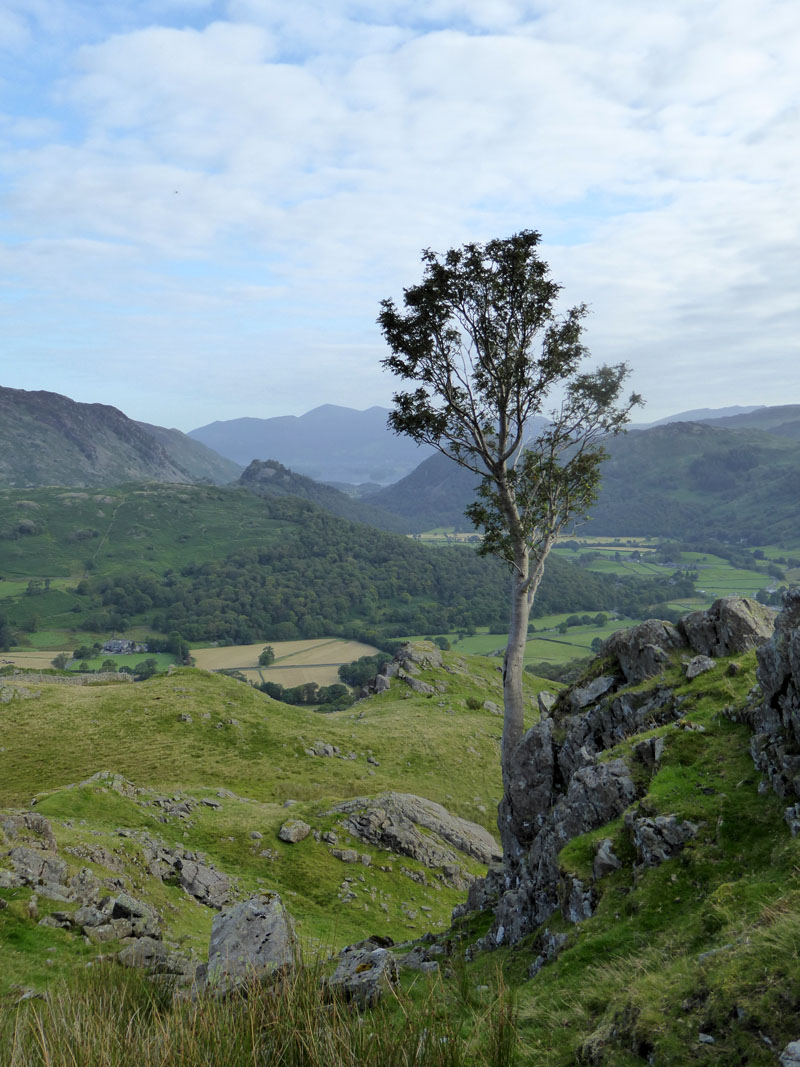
[[1, 0, 798, 431]]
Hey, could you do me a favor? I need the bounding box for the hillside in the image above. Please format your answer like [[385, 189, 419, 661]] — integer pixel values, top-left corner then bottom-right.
[[696, 402, 800, 439], [189, 404, 433, 484], [0, 481, 695, 647], [586, 421, 800, 541], [368, 420, 800, 544], [4, 598, 800, 1065], [364, 451, 480, 532], [0, 386, 240, 488], [238, 459, 411, 533]]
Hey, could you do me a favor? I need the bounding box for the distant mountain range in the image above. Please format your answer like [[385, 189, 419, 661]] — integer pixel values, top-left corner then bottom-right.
[[0, 387, 240, 487], [4, 387, 800, 547], [189, 404, 432, 485]]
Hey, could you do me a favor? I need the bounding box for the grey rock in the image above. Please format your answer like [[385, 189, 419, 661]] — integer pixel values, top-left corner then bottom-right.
[[537, 690, 556, 715], [278, 820, 311, 844], [559, 875, 595, 923], [0, 869, 22, 889], [175, 858, 232, 909], [331, 848, 360, 863], [326, 939, 398, 1008], [626, 813, 698, 867], [570, 675, 617, 710], [206, 894, 296, 990], [749, 588, 800, 799], [685, 655, 716, 680], [593, 838, 622, 880], [780, 1040, 800, 1066], [326, 792, 499, 885], [74, 905, 107, 929], [680, 596, 774, 658], [1, 813, 58, 851], [9, 847, 67, 887], [401, 673, 436, 695], [305, 741, 340, 757], [118, 937, 194, 979], [603, 620, 683, 684], [528, 929, 568, 977]]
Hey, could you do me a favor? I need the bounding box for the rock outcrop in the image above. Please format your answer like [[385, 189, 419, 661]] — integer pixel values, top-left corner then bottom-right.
[[747, 587, 800, 805], [325, 792, 500, 888], [360, 643, 446, 698], [460, 597, 776, 948]]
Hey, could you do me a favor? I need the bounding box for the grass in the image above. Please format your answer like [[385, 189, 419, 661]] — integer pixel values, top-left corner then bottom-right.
[[0, 958, 521, 1067], [0, 647, 541, 973], [4, 628, 800, 1063]]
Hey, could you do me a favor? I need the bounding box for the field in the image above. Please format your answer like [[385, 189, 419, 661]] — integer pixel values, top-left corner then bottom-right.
[[191, 639, 379, 687]]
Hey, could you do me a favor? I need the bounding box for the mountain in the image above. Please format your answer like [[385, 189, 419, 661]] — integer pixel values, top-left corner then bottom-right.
[[364, 451, 480, 532], [135, 421, 241, 484], [238, 459, 412, 533], [367, 419, 800, 543], [189, 404, 433, 484], [696, 403, 800, 439], [0, 386, 240, 487], [637, 404, 764, 428], [585, 421, 800, 541]]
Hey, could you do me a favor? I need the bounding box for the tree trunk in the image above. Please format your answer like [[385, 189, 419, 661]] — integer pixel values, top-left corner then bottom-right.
[[501, 564, 530, 787]]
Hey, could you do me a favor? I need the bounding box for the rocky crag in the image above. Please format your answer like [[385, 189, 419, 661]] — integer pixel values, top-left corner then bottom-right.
[[458, 596, 778, 948]]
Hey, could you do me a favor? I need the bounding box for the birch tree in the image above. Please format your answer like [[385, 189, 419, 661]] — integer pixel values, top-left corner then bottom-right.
[[378, 230, 640, 833]]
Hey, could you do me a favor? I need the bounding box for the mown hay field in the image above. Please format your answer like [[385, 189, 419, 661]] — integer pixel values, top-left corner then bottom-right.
[[191, 639, 378, 686]]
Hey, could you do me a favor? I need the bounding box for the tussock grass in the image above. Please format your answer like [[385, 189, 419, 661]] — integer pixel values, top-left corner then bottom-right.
[[1, 960, 519, 1067]]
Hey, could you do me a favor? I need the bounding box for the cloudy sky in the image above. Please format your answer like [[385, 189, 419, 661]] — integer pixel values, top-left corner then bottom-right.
[[1, 0, 797, 431]]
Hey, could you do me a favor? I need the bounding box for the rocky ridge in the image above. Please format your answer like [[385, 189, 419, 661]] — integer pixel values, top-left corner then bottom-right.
[[459, 596, 777, 948]]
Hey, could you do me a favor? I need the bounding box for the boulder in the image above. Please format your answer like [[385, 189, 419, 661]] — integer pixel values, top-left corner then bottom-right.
[[679, 596, 775, 658], [593, 838, 622, 880], [625, 813, 698, 867], [206, 894, 296, 991], [569, 675, 617, 710], [684, 655, 716, 680], [1, 813, 58, 851], [118, 937, 195, 980], [528, 929, 568, 977], [175, 858, 232, 909], [603, 620, 683, 684], [8, 847, 67, 888], [537, 690, 557, 715], [278, 820, 311, 844], [327, 792, 500, 877], [326, 939, 398, 1008], [780, 1041, 800, 1066]]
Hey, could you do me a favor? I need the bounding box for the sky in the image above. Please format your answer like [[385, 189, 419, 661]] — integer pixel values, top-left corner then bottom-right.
[[1, 0, 798, 431]]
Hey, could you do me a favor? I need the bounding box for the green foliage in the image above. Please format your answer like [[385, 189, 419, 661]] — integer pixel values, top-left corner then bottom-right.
[[258, 645, 275, 666], [338, 652, 392, 687], [378, 231, 639, 568]]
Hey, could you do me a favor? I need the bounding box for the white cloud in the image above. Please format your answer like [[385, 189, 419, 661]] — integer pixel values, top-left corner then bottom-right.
[[0, 0, 798, 426]]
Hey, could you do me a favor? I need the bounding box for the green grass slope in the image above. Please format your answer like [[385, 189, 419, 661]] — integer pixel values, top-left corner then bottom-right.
[[0, 649, 547, 984], [3, 639, 800, 1064]]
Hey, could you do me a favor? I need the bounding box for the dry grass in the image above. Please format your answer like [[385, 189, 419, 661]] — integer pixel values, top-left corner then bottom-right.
[[190, 639, 377, 673]]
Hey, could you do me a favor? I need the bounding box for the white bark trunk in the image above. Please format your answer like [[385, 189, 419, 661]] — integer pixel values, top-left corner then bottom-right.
[[502, 569, 530, 786]]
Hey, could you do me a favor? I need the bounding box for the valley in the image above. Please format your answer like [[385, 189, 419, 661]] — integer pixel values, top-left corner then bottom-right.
[[2, 389, 800, 1065]]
